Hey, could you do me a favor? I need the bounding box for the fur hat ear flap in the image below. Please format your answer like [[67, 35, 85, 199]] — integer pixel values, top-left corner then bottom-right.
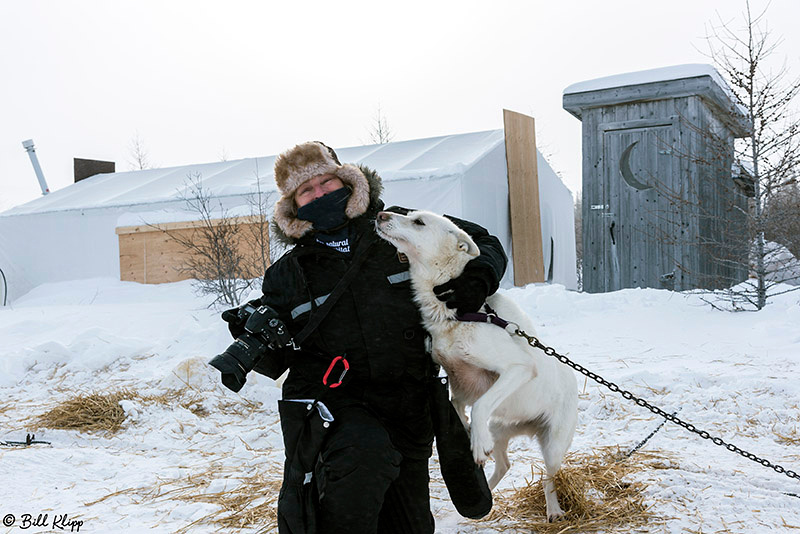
[[338, 164, 370, 218], [273, 195, 313, 239]]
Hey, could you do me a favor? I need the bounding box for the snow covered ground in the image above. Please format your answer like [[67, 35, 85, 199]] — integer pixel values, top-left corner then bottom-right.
[[1, 278, 799, 533]]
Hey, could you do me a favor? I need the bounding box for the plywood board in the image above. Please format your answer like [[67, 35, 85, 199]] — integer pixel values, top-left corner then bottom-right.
[[118, 233, 145, 283], [503, 109, 545, 286], [117, 219, 269, 285], [116, 215, 264, 235]]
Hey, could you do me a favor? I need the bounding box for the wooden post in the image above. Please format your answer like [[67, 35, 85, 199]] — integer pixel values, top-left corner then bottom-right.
[[503, 109, 545, 286]]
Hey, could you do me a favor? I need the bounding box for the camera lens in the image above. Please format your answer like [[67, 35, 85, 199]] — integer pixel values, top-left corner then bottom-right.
[[209, 333, 270, 392]]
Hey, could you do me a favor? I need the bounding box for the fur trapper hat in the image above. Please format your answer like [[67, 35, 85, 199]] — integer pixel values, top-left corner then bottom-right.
[[273, 141, 371, 239]]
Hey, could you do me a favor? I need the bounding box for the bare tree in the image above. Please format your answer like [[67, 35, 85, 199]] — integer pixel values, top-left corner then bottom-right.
[[146, 167, 278, 308], [128, 132, 153, 170], [368, 105, 395, 144], [702, 1, 800, 308], [153, 174, 256, 308], [650, 115, 751, 297], [242, 163, 278, 287]]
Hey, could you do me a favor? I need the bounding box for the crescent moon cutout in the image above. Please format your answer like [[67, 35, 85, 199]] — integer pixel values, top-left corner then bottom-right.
[[619, 141, 652, 191]]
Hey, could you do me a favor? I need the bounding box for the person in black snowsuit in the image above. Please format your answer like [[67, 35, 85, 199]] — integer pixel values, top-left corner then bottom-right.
[[227, 141, 507, 534]]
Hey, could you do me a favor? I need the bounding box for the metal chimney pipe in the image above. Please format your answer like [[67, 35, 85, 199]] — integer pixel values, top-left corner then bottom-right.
[[21, 139, 50, 195]]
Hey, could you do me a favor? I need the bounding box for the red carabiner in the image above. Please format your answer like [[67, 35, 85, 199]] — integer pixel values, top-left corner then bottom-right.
[[322, 356, 349, 388]]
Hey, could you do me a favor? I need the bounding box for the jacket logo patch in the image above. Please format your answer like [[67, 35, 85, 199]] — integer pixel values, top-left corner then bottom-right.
[[397, 252, 408, 264]]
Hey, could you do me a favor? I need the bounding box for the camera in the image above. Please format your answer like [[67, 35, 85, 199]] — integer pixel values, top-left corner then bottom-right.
[[210, 301, 293, 392]]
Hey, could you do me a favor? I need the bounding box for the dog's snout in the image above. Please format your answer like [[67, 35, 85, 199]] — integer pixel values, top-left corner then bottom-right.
[[377, 211, 392, 222]]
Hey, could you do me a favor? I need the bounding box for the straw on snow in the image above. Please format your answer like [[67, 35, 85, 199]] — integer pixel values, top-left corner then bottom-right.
[[773, 427, 800, 446], [42, 386, 282, 532], [33, 387, 254, 435], [89, 461, 281, 533], [169, 464, 282, 534], [36, 389, 136, 435], [37, 389, 679, 532], [481, 445, 676, 533]]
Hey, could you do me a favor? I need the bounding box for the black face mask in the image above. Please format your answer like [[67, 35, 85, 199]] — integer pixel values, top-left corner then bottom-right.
[[296, 187, 351, 232]]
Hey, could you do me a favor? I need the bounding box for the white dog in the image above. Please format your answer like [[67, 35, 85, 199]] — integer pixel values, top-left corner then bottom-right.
[[375, 209, 578, 522]]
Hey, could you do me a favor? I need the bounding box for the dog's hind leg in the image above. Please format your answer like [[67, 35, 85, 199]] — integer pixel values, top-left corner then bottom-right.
[[537, 422, 574, 522], [487, 420, 514, 490]]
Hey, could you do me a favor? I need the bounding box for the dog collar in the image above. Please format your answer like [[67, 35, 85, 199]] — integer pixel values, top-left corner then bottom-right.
[[455, 304, 511, 329]]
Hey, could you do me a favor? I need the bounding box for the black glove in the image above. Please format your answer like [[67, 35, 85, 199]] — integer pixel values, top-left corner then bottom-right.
[[433, 264, 491, 316], [221, 298, 261, 338]]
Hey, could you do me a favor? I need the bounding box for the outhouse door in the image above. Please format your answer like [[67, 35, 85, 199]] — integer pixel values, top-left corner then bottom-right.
[[597, 121, 678, 291]]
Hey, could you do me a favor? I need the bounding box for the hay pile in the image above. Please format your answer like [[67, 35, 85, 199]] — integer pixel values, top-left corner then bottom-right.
[[34, 389, 222, 435], [36, 389, 136, 435], [483, 446, 674, 533], [36, 387, 279, 531]]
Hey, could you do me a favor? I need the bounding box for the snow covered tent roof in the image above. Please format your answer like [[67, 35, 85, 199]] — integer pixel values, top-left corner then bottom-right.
[[0, 129, 577, 303], [2, 131, 507, 216]]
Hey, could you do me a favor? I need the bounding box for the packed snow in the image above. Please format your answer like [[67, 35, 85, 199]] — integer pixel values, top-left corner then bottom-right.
[[1, 277, 799, 533]]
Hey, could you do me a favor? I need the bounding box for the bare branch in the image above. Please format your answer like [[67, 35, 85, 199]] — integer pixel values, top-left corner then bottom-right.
[[694, 0, 800, 309], [367, 105, 395, 145], [145, 173, 270, 308]]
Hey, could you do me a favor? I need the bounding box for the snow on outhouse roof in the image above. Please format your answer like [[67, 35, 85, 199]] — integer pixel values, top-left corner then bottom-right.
[[563, 63, 732, 95], [2, 130, 505, 217], [562, 63, 748, 133]]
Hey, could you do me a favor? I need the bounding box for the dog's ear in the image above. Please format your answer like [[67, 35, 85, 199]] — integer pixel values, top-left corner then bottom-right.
[[457, 236, 480, 257]]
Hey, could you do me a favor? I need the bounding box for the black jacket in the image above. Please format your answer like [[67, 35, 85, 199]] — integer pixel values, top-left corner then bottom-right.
[[254, 174, 507, 458]]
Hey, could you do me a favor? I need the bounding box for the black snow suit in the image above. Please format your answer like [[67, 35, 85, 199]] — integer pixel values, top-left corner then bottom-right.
[[252, 169, 507, 533]]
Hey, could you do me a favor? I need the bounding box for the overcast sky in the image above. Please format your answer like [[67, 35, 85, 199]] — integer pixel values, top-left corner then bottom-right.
[[2, 0, 798, 212]]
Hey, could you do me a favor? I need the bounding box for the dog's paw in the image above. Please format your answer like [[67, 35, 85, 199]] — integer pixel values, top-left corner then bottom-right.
[[472, 448, 491, 466], [470, 430, 494, 465], [547, 511, 566, 523]]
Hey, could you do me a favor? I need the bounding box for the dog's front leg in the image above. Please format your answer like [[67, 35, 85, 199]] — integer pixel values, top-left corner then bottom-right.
[[470, 365, 532, 465]]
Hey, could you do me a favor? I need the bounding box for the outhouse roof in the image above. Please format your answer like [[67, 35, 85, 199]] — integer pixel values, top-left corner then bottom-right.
[[562, 64, 750, 136], [563, 64, 730, 95]]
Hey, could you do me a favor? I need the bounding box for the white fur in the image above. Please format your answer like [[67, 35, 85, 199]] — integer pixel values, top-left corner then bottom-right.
[[375, 210, 578, 522]]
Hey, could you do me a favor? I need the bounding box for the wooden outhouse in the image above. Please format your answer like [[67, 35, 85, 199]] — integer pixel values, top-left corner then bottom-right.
[[563, 65, 751, 293]]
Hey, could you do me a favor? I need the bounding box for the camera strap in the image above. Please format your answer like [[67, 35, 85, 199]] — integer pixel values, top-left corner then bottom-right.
[[292, 231, 378, 348]]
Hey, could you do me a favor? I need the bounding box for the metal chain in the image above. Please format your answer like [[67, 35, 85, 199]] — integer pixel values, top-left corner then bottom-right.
[[626, 409, 679, 458], [513, 328, 800, 483]]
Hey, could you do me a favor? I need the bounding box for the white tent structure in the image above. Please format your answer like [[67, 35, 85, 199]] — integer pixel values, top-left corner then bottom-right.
[[0, 129, 576, 304]]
